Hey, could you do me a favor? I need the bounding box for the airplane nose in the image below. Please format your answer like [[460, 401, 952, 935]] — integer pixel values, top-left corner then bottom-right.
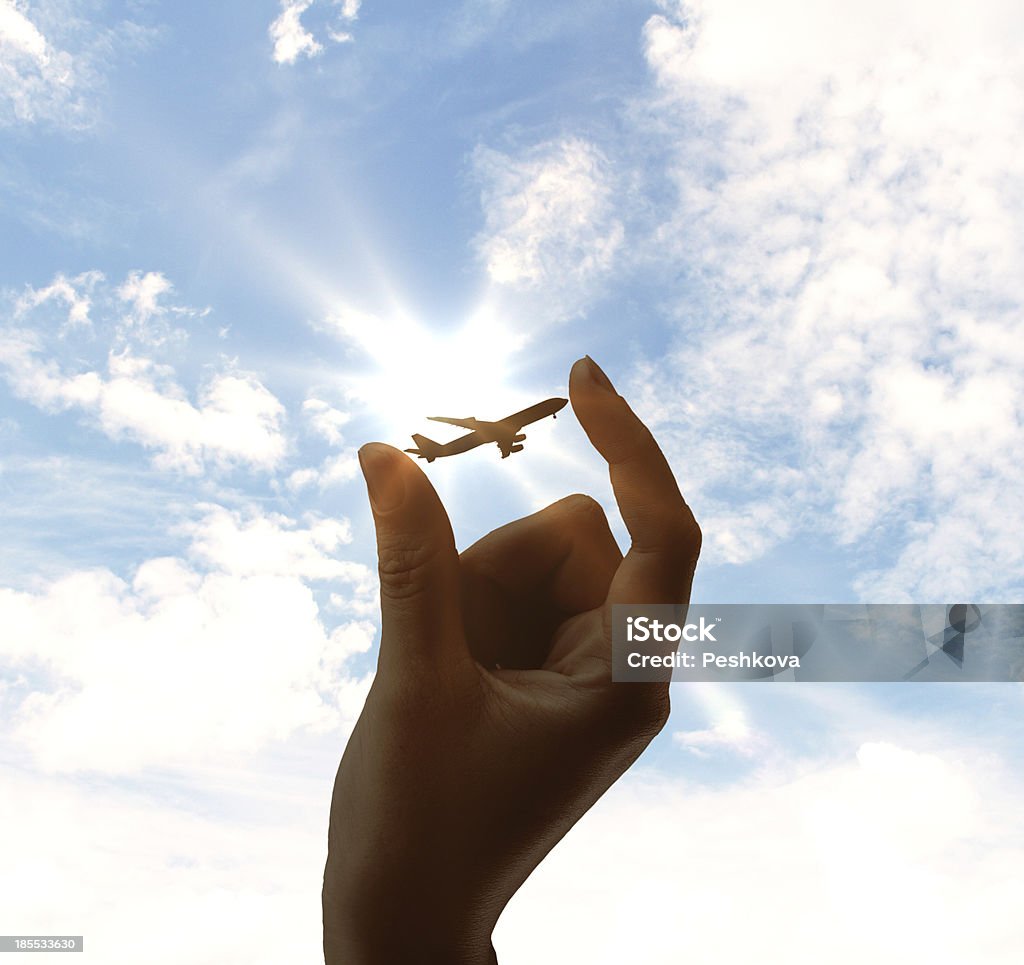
[[552, 397, 568, 412]]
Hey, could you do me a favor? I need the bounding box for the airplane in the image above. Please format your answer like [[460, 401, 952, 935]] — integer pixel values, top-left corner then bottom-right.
[[405, 397, 567, 462]]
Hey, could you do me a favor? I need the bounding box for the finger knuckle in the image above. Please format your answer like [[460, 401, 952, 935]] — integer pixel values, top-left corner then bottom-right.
[[689, 520, 703, 558], [677, 515, 702, 559], [635, 421, 658, 452], [558, 493, 606, 526], [633, 687, 672, 738], [376, 537, 444, 602], [603, 682, 671, 741], [617, 421, 658, 465], [657, 509, 703, 560]]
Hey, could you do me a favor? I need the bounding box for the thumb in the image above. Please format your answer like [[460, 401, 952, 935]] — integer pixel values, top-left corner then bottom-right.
[[359, 443, 467, 675]]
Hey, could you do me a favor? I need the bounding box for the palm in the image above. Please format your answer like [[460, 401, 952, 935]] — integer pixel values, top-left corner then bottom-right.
[[458, 493, 621, 675]]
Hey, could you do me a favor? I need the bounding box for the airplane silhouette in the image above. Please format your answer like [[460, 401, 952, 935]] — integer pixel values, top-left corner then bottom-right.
[[405, 397, 567, 462]]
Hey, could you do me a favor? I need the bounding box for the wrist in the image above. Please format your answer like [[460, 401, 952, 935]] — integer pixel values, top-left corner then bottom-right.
[[323, 932, 497, 965], [323, 865, 499, 965]]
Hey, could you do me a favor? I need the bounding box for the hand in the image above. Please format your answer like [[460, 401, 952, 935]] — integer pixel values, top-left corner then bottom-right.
[[323, 356, 701, 964]]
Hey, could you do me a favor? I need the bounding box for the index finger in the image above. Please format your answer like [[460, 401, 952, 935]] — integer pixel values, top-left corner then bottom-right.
[[569, 355, 701, 606]]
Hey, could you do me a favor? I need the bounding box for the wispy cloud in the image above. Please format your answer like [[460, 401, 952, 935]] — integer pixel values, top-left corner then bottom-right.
[[283, 398, 359, 490], [286, 451, 360, 492], [0, 0, 79, 125], [269, 0, 361, 65], [1, 271, 286, 475], [0, 0, 153, 128], [302, 396, 350, 446], [473, 137, 624, 322], [14, 268, 102, 328]]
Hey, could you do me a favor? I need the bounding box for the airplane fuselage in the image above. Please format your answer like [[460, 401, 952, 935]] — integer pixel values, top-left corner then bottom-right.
[[455, 419, 503, 443]]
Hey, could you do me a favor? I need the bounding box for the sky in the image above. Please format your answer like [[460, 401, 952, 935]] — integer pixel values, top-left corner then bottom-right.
[[2, 0, 1023, 962]]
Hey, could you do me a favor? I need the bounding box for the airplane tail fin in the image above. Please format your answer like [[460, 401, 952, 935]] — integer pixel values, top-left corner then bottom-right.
[[405, 433, 443, 463]]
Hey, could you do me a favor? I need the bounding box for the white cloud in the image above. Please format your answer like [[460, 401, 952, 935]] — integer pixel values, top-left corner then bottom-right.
[[269, 0, 322, 64], [628, 0, 1024, 596], [283, 398, 359, 491], [0, 504, 375, 773], [0, 0, 79, 126], [180, 503, 366, 583], [473, 137, 624, 317], [14, 269, 101, 328], [497, 740, 1024, 963], [0, 337, 287, 474], [0, 0, 148, 128], [1, 271, 287, 475], [117, 269, 173, 330], [0, 0, 46, 59], [302, 396, 350, 445], [269, 0, 361, 65], [286, 451, 360, 492]]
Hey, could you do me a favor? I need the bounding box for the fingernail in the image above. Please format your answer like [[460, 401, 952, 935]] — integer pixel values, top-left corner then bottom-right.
[[582, 355, 615, 393], [358, 444, 406, 513]]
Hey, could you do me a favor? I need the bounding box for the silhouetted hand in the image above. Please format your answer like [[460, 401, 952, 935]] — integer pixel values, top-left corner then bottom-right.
[[323, 356, 701, 964]]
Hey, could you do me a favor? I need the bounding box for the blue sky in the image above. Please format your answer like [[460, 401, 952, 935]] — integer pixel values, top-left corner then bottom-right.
[[2, 1, 1024, 962]]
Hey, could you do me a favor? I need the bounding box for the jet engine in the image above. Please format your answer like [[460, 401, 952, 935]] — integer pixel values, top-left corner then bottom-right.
[[510, 444, 525, 453], [513, 433, 526, 442]]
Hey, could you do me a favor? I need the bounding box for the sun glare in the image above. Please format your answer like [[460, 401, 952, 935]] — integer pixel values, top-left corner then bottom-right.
[[330, 299, 535, 448]]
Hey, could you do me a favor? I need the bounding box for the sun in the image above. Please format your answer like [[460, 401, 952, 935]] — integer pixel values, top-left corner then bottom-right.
[[328, 297, 534, 449]]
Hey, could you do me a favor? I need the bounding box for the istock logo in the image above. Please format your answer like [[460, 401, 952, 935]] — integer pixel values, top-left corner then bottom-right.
[[625, 616, 717, 643]]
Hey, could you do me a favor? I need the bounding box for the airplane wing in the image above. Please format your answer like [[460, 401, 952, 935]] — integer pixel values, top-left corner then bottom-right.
[[427, 416, 478, 430]]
